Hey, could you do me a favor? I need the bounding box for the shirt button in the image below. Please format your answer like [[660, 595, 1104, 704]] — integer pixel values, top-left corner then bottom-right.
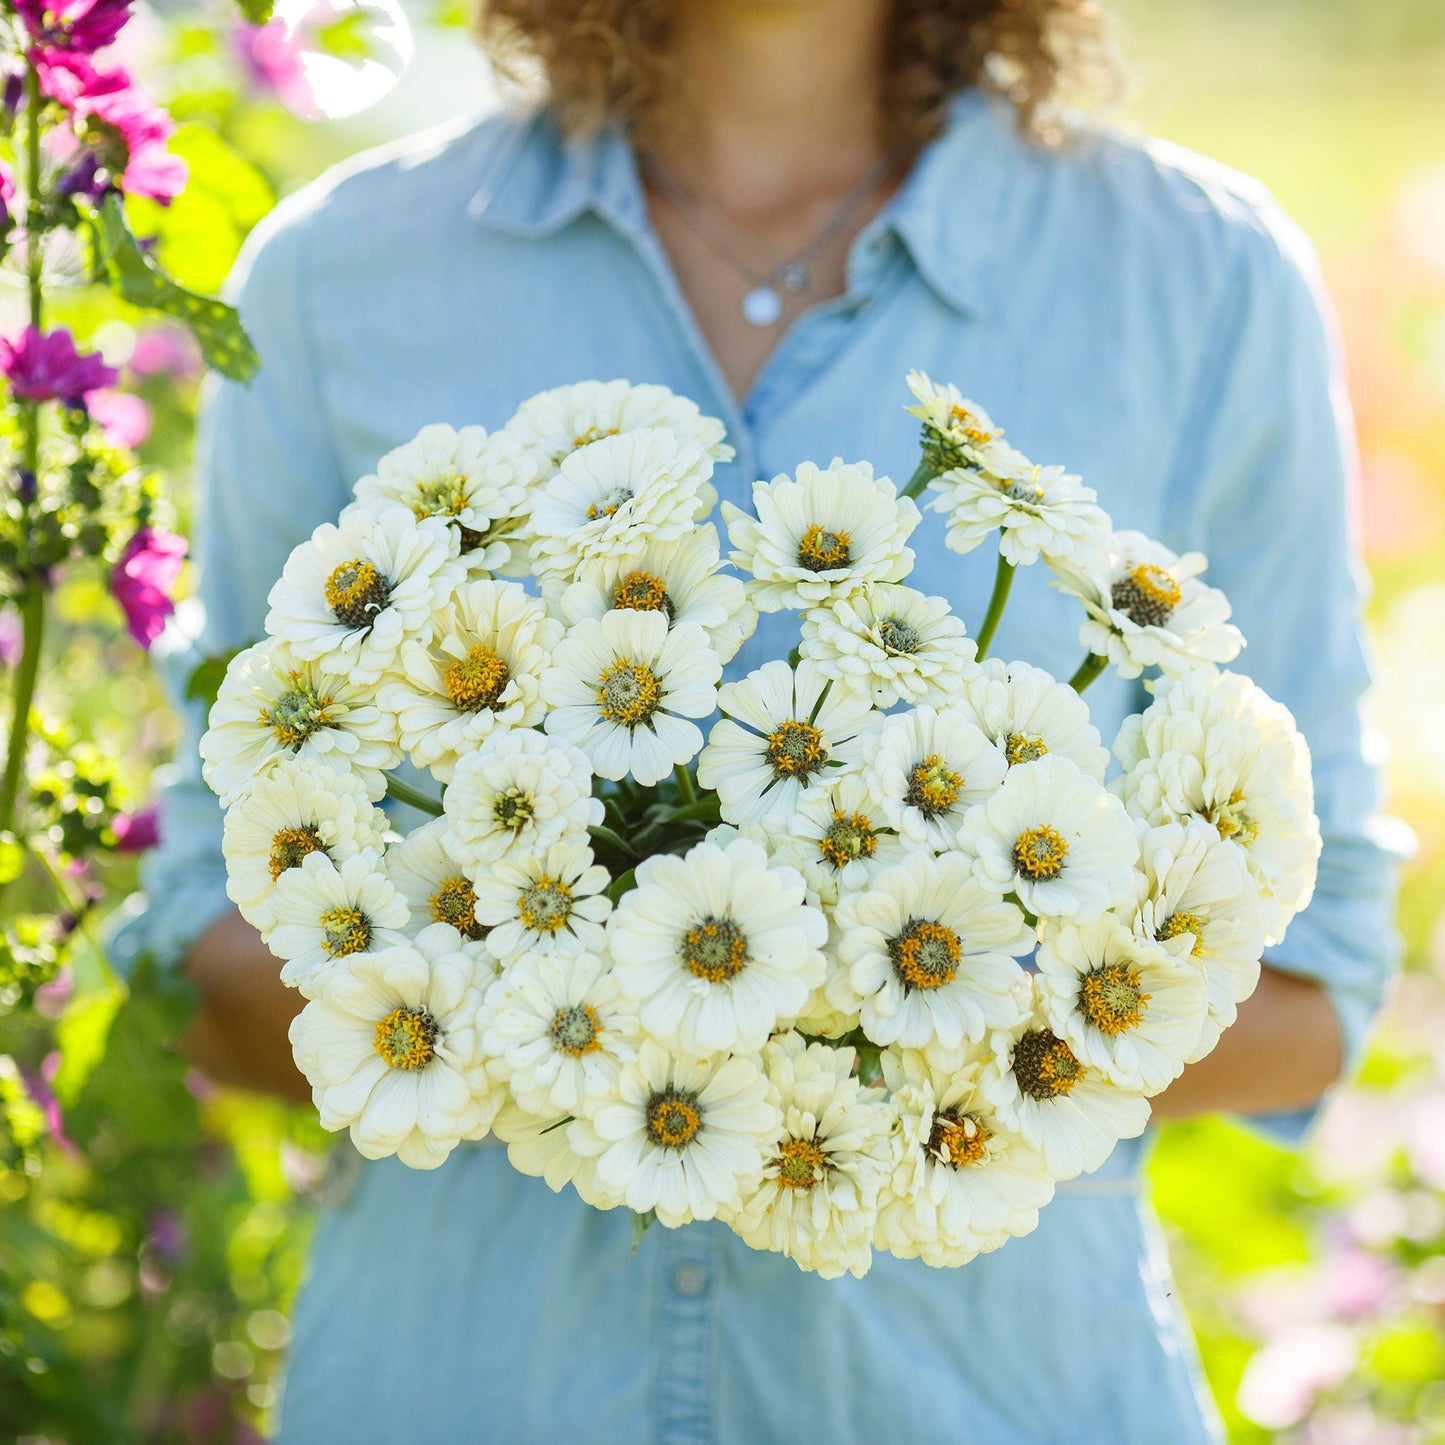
[[671, 1263, 709, 1298]]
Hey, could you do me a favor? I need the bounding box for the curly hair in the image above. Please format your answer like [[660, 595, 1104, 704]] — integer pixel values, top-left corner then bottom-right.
[[473, 1, 1120, 151]]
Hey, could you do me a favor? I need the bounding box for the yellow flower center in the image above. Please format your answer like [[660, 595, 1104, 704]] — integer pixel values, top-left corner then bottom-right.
[[876, 615, 921, 654], [817, 810, 878, 870], [1001, 471, 1046, 504], [1004, 733, 1048, 766], [1013, 824, 1069, 881], [324, 558, 392, 630], [612, 571, 674, 616], [797, 523, 852, 573], [444, 645, 511, 711], [491, 787, 534, 832], [1156, 910, 1206, 957], [1079, 962, 1151, 1035], [595, 658, 662, 728], [905, 754, 962, 818], [263, 675, 337, 748], [585, 484, 633, 521], [411, 471, 469, 521], [774, 1136, 830, 1191], [268, 824, 327, 880], [928, 1108, 990, 1169], [374, 1006, 438, 1071], [1013, 1028, 1086, 1099], [645, 1088, 703, 1150], [680, 916, 749, 982], [1110, 563, 1182, 629], [764, 719, 827, 780], [319, 905, 370, 958], [889, 918, 961, 992], [1206, 790, 1258, 843], [517, 877, 574, 934], [946, 403, 996, 446], [430, 875, 484, 940], [548, 1003, 603, 1057], [569, 425, 620, 454]]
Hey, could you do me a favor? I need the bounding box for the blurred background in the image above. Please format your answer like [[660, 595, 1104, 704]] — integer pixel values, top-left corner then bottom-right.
[[1, 1, 1442, 1440]]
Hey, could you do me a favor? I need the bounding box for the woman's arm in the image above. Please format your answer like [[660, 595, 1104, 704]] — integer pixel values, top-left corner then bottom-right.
[[178, 909, 310, 1105], [1148, 964, 1342, 1120]]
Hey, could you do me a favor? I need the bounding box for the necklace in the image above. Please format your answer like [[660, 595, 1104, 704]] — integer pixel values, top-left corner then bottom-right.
[[642, 154, 894, 328]]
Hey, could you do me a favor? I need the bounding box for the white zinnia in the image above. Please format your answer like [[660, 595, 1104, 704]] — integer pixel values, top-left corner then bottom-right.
[[1129, 819, 1267, 1060], [556, 525, 756, 664], [221, 756, 389, 934], [471, 841, 612, 964], [725, 1033, 896, 1280], [927, 457, 1110, 568], [952, 657, 1110, 781], [200, 638, 402, 808], [981, 985, 1151, 1181], [1112, 669, 1321, 944], [541, 611, 722, 786], [830, 853, 1032, 1056], [264, 505, 463, 685], [490, 1101, 618, 1211], [1050, 529, 1244, 680], [383, 818, 490, 951], [1035, 917, 1207, 1095], [776, 768, 909, 906], [266, 851, 412, 996], [347, 423, 537, 575], [956, 755, 1137, 922], [288, 924, 498, 1169], [501, 378, 733, 480], [443, 729, 602, 869], [722, 458, 920, 612], [904, 369, 1018, 477], [798, 583, 977, 708], [696, 659, 876, 827], [527, 429, 717, 581], [480, 950, 638, 1116], [875, 1047, 1054, 1268], [573, 1040, 779, 1228], [606, 837, 828, 1057], [378, 578, 562, 783], [864, 704, 1008, 851]]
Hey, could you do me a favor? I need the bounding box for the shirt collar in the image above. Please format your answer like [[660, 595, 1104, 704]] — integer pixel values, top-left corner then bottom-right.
[[468, 88, 1016, 318]]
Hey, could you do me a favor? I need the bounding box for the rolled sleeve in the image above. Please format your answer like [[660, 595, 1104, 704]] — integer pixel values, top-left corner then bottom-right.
[[108, 198, 351, 980], [1161, 197, 1407, 1141]]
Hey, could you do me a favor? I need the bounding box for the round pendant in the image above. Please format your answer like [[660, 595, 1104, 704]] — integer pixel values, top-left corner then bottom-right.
[[741, 286, 784, 327]]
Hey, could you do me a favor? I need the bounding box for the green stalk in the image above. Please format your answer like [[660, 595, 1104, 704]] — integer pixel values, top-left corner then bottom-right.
[[899, 459, 934, 502], [972, 551, 1015, 660], [0, 588, 43, 839], [385, 775, 444, 817], [1067, 653, 1109, 694], [672, 764, 697, 807]]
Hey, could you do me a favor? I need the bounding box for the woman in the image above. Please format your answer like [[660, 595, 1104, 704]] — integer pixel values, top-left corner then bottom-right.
[[113, 1, 1399, 1440]]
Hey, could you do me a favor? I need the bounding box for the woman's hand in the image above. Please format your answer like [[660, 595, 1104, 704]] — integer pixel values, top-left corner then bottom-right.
[[178, 908, 311, 1105], [1149, 964, 1343, 1120]]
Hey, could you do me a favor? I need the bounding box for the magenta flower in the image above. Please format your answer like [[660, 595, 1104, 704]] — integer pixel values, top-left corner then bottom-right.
[[0, 325, 119, 405], [110, 525, 186, 648], [0, 161, 14, 234], [15, 0, 133, 54], [112, 803, 161, 852], [88, 388, 152, 448]]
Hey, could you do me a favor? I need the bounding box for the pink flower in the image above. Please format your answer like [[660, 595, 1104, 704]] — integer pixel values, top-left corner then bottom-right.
[[0, 325, 118, 404], [0, 161, 14, 234], [15, 0, 133, 54], [112, 803, 160, 852], [129, 324, 201, 379], [110, 525, 186, 648], [88, 388, 152, 448]]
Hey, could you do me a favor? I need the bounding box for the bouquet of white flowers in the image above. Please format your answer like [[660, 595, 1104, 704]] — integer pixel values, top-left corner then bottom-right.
[[202, 372, 1321, 1278]]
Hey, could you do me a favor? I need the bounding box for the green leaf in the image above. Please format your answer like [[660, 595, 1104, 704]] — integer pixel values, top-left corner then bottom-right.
[[51, 985, 124, 1106], [629, 1209, 655, 1256], [185, 646, 247, 710], [233, 0, 276, 22], [607, 869, 637, 904], [0, 835, 24, 885], [89, 193, 260, 383]]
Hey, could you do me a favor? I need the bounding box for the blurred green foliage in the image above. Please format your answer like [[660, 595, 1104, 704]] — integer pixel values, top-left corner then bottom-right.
[[1, 2, 1442, 1441]]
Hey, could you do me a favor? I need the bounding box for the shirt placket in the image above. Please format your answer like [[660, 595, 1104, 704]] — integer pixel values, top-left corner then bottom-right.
[[649, 1222, 722, 1445]]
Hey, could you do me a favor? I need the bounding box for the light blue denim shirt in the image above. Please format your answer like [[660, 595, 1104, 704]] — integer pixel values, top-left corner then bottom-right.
[[112, 89, 1401, 1445]]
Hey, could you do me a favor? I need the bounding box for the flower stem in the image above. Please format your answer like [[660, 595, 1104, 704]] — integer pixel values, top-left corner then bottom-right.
[[973, 551, 1015, 660], [1068, 653, 1109, 694], [673, 764, 697, 807], [385, 775, 444, 817], [899, 460, 934, 502], [24, 64, 43, 331], [0, 586, 44, 842]]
